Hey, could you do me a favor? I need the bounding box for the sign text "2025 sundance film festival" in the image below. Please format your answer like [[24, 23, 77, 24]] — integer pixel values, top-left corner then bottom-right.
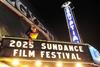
[[0, 38, 92, 62]]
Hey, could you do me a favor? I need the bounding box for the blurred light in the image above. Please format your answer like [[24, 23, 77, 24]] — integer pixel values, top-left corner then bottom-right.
[[21, 65, 28, 67], [76, 63, 82, 67], [62, 1, 71, 7], [11, 59, 20, 66], [44, 65, 49, 67], [35, 60, 42, 67], [0, 62, 10, 67], [56, 61, 63, 67]]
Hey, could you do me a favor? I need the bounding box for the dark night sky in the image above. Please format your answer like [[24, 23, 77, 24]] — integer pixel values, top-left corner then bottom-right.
[[28, 0, 100, 51]]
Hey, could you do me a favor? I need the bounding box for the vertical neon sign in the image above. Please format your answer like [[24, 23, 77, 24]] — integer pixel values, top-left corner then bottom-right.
[[62, 1, 100, 65], [62, 1, 81, 43]]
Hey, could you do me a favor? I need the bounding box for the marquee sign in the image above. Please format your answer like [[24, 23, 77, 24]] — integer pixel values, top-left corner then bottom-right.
[[0, 37, 93, 63], [62, 2, 81, 43]]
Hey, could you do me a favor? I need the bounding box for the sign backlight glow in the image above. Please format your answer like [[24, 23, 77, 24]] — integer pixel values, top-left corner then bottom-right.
[[0, 37, 93, 63], [64, 6, 81, 43]]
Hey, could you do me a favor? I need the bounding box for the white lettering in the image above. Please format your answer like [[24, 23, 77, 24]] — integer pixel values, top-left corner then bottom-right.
[[23, 41, 28, 48], [62, 52, 65, 59], [76, 53, 81, 60], [51, 52, 56, 58], [47, 43, 52, 50], [41, 51, 45, 58], [19, 49, 22, 56], [65, 53, 70, 59], [74, 46, 79, 52], [70, 24, 74, 30], [69, 45, 74, 51], [66, 7, 80, 43], [73, 35, 78, 42], [72, 31, 75, 36], [29, 41, 34, 48], [64, 45, 69, 51], [13, 49, 18, 56], [46, 51, 50, 58], [16, 41, 22, 47], [58, 44, 63, 50], [79, 46, 84, 52], [28, 50, 35, 57], [41, 43, 84, 52], [23, 49, 27, 57], [53, 44, 57, 50], [9, 40, 15, 47], [9, 40, 34, 48], [13, 49, 35, 58], [72, 53, 76, 59], [40, 51, 82, 60], [57, 52, 62, 59], [41, 43, 46, 49]]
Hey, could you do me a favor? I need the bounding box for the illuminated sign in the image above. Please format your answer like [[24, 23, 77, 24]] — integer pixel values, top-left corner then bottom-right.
[[89, 45, 100, 64], [63, 5, 81, 43], [0, 37, 93, 63]]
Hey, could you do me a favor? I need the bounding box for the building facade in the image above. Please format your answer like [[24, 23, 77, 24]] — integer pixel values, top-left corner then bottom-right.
[[0, 0, 55, 41]]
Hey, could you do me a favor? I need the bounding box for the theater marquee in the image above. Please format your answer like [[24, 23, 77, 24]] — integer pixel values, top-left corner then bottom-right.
[[0, 37, 93, 63]]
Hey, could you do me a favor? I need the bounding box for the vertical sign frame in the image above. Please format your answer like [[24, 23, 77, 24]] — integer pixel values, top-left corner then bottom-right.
[[62, 2, 81, 43]]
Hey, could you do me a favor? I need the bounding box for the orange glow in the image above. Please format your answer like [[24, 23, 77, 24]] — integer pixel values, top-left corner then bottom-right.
[[56, 61, 63, 67], [11, 59, 20, 66], [76, 63, 82, 67], [35, 60, 42, 67]]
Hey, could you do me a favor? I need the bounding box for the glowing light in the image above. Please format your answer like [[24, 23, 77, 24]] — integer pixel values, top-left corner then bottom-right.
[[63, 3, 81, 43], [56, 61, 63, 67], [21, 65, 28, 67], [76, 63, 82, 67], [0, 62, 10, 67], [35, 60, 42, 67], [11, 59, 20, 66], [44, 65, 49, 67], [62, 1, 71, 7]]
